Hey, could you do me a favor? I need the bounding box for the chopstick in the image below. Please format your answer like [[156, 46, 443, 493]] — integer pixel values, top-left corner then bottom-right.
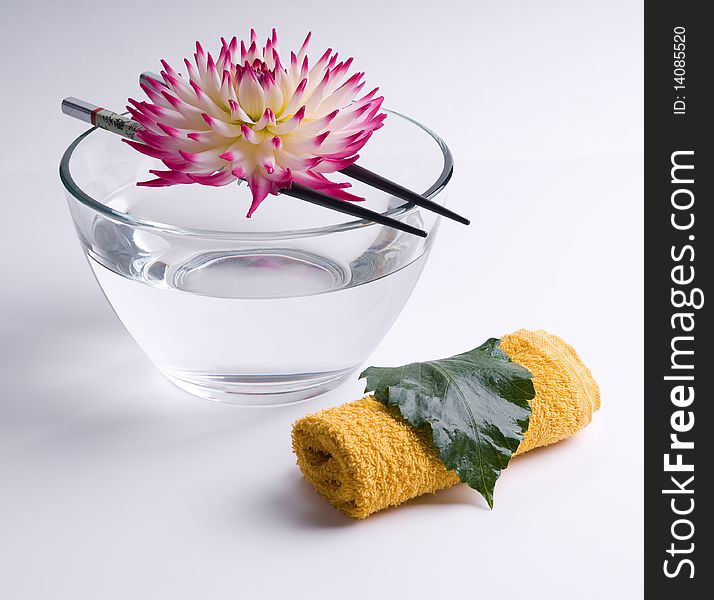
[[61, 97, 427, 238], [141, 72, 469, 226], [340, 164, 469, 225], [280, 184, 426, 236]]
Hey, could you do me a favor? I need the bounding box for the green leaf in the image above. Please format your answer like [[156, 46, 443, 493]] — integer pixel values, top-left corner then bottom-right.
[[360, 338, 534, 508]]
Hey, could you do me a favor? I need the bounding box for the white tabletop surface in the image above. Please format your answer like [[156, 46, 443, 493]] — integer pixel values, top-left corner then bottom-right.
[[1, 1, 643, 598]]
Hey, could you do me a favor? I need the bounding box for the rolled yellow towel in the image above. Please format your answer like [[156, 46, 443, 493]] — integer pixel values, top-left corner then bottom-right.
[[292, 329, 600, 519]]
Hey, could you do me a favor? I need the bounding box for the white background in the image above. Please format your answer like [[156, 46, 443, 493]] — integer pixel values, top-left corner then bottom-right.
[[0, 1, 643, 598]]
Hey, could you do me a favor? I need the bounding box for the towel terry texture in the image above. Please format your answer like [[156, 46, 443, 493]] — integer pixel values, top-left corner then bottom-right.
[[291, 329, 600, 518]]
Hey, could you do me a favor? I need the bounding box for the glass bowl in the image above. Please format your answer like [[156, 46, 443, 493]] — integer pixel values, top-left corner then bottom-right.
[[59, 109, 453, 405]]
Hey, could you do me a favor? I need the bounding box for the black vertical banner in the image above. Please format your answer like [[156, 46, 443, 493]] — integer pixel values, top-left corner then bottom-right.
[[645, 1, 711, 595]]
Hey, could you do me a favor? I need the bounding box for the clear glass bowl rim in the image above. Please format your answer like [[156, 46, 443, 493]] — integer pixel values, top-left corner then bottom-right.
[[59, 108, 453, 240]]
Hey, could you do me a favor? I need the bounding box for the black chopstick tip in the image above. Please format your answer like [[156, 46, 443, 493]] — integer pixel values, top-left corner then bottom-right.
[[284, 183, 428, 238], [402, 224, 428, 238], [339, 163, 470, 226]]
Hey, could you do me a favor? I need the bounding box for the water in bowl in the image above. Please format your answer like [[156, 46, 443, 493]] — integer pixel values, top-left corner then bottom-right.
[[86, 185, 429, 404]]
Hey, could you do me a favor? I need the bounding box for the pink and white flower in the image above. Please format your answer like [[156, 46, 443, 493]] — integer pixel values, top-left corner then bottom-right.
[[125, 30, 386, 216]]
